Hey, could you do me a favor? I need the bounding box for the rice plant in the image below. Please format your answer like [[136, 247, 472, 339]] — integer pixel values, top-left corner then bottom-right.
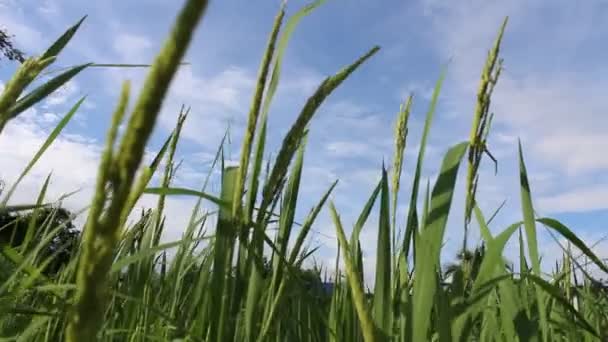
[[1, 1, 607, 341]]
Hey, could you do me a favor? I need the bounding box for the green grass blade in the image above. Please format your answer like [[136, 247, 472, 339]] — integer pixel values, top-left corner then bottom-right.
[[391, 96, 412, 265], [143, 187, 228, 208], [330, 202, 377, 342], [412, 141, 468, 342], [67, 0, 209, 339], [41, 16, 87, 60], [258, 45, 379, 221], [372, 165, 391, 337], [526, 273, 599, 338], [233, 5, 285, 218], [22, 173, 53, 251], [110, 237, 209, 273], [403, 66, 448, 260], [518, 140, 549, 341], [244, 0, 325, 222], [7, 64, 91, 120], [473, 222, 520, 289], [289, 180, 338, 264], [537, 217, 608, 275]]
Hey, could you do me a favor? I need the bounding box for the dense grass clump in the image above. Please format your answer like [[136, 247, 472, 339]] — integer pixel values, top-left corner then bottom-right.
[[1, 1, 608, 341]]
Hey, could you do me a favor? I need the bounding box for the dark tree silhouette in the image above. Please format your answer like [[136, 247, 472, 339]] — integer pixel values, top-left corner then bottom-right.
[[0, 28, 26, 63], [0, 207, 80, 275]]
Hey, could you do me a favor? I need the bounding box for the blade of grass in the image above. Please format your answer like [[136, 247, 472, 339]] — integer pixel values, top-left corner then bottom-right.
[[412, 141, 468, 342], [402, 66, 448, 261], [330, 202, 377, 342], [372, 165, 392, 337]]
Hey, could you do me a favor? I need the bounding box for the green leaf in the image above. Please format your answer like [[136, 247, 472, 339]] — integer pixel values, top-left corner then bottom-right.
[[143, 187, 229, 209], [110, 237, 209, 273], [41, 16, 87, 60], [403, 66, 448, 259], [537, 217, 608, 275], [330, 202, 378, 342], [7, 64, 91, 119], [526, 273, 599, 338], [372, 165, 392, 336], [412, 141, 468, 342], [518, 140, 549, 340]]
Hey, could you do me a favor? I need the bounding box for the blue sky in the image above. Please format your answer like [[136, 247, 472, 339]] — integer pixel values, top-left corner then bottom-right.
[[2, 0, 608, 282]]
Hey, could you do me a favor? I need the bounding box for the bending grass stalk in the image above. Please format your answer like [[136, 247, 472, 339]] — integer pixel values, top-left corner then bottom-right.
[[464, 17, 508, 247], [66, 1, 208, 340], [65, 82, 130, 342], [330, 202, 377, 342], [233, 4, 285, 219], [257, 45, 380, 224], [391, 95, 412, 272], [154, 108, 189, 232]]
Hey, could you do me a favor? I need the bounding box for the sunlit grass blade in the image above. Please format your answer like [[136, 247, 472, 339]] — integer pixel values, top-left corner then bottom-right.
[[518, 140, 549, 341], [233, 4, 285, 218], [330, 202, 377, 342], [412, 141, 467, 342], [67, 0, 209, 339]]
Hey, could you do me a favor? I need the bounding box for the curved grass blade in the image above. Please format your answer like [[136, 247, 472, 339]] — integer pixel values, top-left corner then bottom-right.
[[244, 0, 326, 224], [537, 217, 608, 275], [143, 187, 229, 209], [233, 4, 285, 218]]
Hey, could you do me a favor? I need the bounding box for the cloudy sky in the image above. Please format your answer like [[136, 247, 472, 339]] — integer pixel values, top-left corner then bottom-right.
[[1, 0, 608, 282]]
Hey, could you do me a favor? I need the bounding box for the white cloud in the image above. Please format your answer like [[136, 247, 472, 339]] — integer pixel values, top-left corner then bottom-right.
[[112, 33, 154, 63], [326, 141, 375, 158], [0, 113, 101, 209], [538, 185, 608, 214], [38, 0, 61, 18]]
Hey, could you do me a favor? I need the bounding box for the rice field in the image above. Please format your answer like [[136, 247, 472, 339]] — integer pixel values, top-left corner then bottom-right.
[[1, 0, 607, 341]]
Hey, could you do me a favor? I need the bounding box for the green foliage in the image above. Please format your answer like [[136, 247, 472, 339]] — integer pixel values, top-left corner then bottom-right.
[[1, 1, 607, 342]]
